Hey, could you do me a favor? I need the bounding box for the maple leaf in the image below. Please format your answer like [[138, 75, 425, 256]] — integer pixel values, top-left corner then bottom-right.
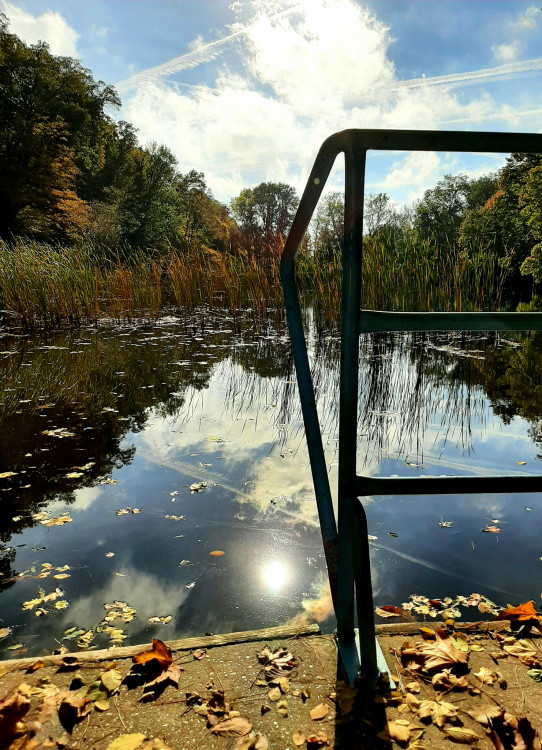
[[496, 601, 542, 623], [133, 639, 172, 668], [398, 627, 468, 675], [417, 698, 458, 727]]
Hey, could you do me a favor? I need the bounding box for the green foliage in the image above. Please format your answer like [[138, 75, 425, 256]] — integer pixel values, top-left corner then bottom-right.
[[230, 181, 298, 256], [0, 13, 118, 241]]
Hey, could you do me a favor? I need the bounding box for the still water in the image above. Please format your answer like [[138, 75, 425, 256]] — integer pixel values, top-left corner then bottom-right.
[[1, 311, 541, 657]]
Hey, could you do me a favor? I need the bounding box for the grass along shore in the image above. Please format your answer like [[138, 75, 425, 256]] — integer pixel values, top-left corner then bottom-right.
[[0, 236, 510, 330]]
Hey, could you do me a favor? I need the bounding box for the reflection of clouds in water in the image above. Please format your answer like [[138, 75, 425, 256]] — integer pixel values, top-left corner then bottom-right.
[[63, 566, 190, 637], [45, 485, 104, 515], [285, 573, 334, 628]]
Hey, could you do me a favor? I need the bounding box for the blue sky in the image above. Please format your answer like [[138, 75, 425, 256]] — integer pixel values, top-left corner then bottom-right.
[[2, 0, 542, 207]]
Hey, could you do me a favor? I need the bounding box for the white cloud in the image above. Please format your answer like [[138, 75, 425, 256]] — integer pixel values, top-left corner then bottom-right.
[[0, 1, 79, 57], [116, 0, 541, 204], [492, 42, 520, 63], [509, 4, 539, 32]]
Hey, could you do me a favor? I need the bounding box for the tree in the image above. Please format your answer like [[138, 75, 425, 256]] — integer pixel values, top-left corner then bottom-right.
[[312, 191, 344, 261], [230, 181, 298, 257], [0, 14, 119, 241], [414, 174, 471, 246], [364, 192, 395, 237]]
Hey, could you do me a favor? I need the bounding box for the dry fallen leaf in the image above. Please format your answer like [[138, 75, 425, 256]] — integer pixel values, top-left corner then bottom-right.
[[234, 732, 268, 750], [310, 703, 329, 720], [417, 699, 458, 727], [375, 605, 403, 618], [496, 600, 542, 623], [211, 717, 252, 738], [292, 730, 306, 746], [268, 687, 281, 702], [105, 734, 147, 750], [474, 666, 498, 685], [133, 639, 172, 668], [306, 733, 328, 747], [442, 726, 481, 744]]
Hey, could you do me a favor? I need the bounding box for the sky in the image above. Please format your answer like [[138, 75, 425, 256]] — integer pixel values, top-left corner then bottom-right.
[[2, 0, 542, 207]]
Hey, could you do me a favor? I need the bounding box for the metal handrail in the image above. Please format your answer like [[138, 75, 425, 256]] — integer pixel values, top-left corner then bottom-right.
[[280, 129, 542, 689]]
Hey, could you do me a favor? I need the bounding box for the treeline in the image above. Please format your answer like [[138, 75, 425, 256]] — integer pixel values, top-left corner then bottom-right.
[[2, 12, 542, 300], [313, 159, 542, 289]]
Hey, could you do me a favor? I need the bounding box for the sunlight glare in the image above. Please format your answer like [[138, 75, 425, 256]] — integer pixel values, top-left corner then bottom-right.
[[261, 559, 289, 592]]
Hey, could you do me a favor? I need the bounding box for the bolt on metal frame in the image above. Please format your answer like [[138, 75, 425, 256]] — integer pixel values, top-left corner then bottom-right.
[[280, 129, 542, 689]]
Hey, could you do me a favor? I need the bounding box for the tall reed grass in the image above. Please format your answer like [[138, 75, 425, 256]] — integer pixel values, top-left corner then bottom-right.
[[0, 234, 509, 330]]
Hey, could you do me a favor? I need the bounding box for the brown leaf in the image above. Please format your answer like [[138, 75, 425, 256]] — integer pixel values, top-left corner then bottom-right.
[[193, 649, 207, 660], [481, 525, 501, 533], [133, 639, 172, 668], [432, 670, 469, 691], [375, 605, 403, 618], [0, 683, 32, 745], [58, 689, 93, 726], [502, 639, 539, 663], [268, 687, 281, 702], [310, 703, 329, 720], [143, 663, 181, 690], [211, 717, 252, 737], [417, 699, 458, 727], [474, 666, 498, 685], [306, 733, 328, 747], [442, 727, 481, 744], [234, 733, 268, 750], [292, 730, 306, 746], [399, 627, 468, 675], [496, 601, 542, 623]]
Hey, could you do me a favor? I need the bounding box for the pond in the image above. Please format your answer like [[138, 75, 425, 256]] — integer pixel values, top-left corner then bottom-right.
[[1, 311, 542, 657]]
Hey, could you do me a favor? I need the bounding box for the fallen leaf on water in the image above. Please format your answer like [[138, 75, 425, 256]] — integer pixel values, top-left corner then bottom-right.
[[106, 552, 115, 557], [211, 717, 252, 737], [481, 525, 501, 533], [209, 550, 225, 556], [65, 472, 83, 479], [375, 605, 403, 618], [517, 461, 527, 465], [189, 482, 207, 493], [185, 581, 196, 589], [105, 734, 147, 750], [0, 627, 11, 639], [388, 532, 398, 538], [116, 507, 141, 516], [439, 521, 453, 528], [310, 703, 329, 720], [149, 616, 171, 625], [0, 471, 17, 478]]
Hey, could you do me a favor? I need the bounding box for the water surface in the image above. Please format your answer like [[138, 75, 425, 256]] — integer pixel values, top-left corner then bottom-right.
[[1, 313, 541, 656]]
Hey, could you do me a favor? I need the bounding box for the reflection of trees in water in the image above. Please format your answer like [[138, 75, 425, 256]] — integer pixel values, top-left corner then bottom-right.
[[2, 314, 542, 583]]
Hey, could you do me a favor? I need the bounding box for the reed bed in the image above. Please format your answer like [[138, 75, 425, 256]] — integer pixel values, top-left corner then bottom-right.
[[0, 234, 509, 330]]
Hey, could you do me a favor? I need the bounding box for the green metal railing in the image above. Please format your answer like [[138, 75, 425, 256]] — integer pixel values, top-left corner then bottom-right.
[[280, 129, 542, 689]]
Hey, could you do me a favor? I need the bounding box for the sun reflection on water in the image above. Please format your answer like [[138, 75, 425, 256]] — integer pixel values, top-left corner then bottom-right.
[[261, 559, 290, 593]]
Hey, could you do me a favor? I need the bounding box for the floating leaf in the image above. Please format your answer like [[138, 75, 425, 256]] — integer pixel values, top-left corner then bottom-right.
[[209, 550, 225, 556], [0, 471, 17, 478], [481, 525, 501, 533], [439, 521, 453, 528], [189, 482, 207, 493], [375, 605, 403, 618]]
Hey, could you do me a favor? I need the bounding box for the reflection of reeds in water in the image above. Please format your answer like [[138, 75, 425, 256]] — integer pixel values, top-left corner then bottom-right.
[[0, 233, 508, 330]]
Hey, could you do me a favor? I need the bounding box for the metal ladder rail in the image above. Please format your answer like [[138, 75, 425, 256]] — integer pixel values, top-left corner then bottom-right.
[[280, 128, 542, 690]]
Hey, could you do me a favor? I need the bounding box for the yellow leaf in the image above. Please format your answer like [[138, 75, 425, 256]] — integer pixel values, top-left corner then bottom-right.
[[106, 734, 147, 750], [209, 550, 225, 556]]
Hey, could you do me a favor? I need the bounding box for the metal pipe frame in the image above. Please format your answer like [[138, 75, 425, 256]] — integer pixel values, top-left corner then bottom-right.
[[280, 129, 542, 689]]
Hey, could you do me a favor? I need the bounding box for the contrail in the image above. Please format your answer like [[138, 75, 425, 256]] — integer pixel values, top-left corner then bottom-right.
[[386, 57, 542, 94], [115, 2, 304, 93]]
